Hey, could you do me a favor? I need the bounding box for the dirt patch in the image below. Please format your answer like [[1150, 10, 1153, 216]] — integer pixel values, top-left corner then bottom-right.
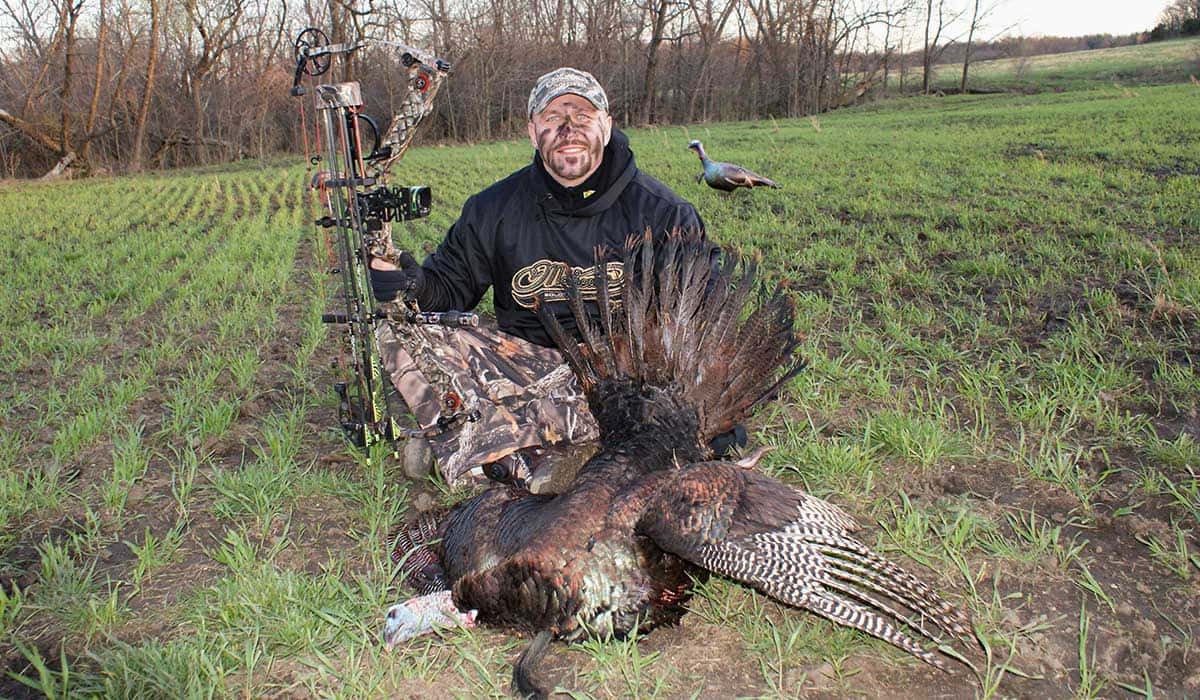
[[7, 171, 1200, 698], [0, 228, 364, 685], [1004, 142, 1070, 163], [1144, 159, 1200, 179]]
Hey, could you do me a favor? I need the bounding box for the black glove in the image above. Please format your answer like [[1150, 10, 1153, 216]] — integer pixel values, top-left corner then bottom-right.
[[369, 251, 423, 302]]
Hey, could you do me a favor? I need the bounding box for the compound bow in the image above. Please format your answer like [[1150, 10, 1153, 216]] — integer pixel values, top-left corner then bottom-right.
[[291, 28, 480, 452]]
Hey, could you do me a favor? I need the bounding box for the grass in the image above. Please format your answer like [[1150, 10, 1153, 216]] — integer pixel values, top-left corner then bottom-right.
[[932, 36, 1200, 92], [1, 38, 1199, 698]]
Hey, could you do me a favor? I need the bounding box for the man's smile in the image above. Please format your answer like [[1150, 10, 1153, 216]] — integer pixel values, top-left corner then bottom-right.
[[554, 143, 588, 155]]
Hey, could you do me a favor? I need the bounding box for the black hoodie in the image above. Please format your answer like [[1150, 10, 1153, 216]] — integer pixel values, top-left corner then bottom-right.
[[414, 128, 707, 347]]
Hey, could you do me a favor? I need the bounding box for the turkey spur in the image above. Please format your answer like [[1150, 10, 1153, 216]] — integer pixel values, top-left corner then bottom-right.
[[388, 234, 971, 697]]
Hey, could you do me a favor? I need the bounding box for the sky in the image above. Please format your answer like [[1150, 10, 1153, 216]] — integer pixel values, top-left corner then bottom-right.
[[985, 1, 1168, 38]]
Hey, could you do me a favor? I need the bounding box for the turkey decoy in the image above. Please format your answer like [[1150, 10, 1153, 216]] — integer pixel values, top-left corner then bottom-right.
[[386, 234, 971, 698], [688, 140, 781, 191]]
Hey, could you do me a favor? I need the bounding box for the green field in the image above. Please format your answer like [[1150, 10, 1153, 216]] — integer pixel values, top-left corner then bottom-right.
[[2, 48, 1199, 697], [934, 35, 1200, 91]]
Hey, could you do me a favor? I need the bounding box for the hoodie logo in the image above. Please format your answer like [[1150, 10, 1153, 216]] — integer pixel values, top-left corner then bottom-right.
[[511, 260, 624, 309]]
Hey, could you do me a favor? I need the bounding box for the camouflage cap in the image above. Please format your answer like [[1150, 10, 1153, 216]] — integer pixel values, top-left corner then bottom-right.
[[527, 67, 608, 118]]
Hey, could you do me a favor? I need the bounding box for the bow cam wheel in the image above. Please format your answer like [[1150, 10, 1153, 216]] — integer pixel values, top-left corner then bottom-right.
[[294, 27, 331, 77]]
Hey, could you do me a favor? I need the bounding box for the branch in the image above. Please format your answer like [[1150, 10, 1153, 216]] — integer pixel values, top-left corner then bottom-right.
[[0, 107, 64, 153], [39, 149, 76, 180]]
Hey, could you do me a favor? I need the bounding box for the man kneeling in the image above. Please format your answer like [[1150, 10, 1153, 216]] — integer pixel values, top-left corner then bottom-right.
[[370, 67, 715, 488]]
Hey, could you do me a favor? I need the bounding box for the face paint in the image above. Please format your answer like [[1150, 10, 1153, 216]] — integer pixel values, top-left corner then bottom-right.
[[528, 94, 611, 187]]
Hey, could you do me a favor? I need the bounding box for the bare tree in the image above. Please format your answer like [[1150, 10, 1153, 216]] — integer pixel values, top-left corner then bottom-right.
[[0, 0, 83, 175], [7, 0, 66, 124], [81, 0, 108, 162], [130, 0, 159, 170], [682, 0, 737, 121], [959, 0, 1002, 92], [637, 0, 686, 124], [170, 0, 249, 163], [921, 0, 962, 93], [876, 0, 916, 92], [59, 0, 83, 154]]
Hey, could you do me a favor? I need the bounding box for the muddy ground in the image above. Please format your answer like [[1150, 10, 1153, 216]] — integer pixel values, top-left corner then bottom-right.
[[3, 232, 1198, 699]]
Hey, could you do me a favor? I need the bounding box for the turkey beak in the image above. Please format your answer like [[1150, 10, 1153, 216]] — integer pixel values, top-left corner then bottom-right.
[[381, 603, 419, 649]]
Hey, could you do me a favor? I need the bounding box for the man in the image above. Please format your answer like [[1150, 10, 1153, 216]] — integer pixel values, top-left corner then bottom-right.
[[370, 67, 713, 488]]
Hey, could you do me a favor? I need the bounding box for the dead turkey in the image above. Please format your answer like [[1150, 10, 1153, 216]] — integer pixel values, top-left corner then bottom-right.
[[386, 234, 971, 698]]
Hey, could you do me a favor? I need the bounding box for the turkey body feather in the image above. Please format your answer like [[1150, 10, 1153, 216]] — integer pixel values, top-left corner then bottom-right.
[[390, 234, 969, 697]]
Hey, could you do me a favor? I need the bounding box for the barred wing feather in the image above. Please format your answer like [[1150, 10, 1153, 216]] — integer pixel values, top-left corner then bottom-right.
[[637, 462, 971, 668]]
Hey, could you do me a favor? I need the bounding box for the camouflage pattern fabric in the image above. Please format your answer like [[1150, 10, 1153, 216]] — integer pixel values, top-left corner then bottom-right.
[[527, 67, 608, 117], [376, 319, 599, 486]]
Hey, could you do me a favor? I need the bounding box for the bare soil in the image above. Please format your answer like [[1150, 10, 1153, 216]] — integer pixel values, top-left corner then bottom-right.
[[3, 235, 1197, 699]]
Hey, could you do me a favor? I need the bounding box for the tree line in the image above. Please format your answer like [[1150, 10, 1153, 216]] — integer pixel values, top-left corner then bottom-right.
[[1149, 0, 1200, 41], [0, 0, 1173, 179]]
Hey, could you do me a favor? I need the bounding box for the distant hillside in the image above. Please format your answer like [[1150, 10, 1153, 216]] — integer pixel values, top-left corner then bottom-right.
[[931, 32, 1142, 68], [929, 36, 1200, 92]]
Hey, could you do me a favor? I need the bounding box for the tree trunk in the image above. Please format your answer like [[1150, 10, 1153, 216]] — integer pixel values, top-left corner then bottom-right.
[[922, 0, 932, 93], [60, 0, 81, 153], [882, 18, 892, 91], [192, 83, 206, 165], [81, 0, 106, 162], [960, 0, 979, 93], [639, 0, 670, 124], [40, 150, 77, 180], [131, 0, 159, 171], [0, 108, 66, 153]]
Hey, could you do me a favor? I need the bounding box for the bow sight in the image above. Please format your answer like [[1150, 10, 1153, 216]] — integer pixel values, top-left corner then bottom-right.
[[291, 27, 479, 452]]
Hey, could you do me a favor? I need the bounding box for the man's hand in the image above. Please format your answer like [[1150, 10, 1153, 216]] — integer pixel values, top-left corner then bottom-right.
[[369, 251, 424, 302]]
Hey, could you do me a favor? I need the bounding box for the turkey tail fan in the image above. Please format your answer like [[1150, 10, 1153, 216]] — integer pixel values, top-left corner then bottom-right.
[[627, 230, 656, 380], [536, 299, 600, 394], [591, 253, 625, 377], [538, 231, 803, 449], [563, 272, 609, 373], [388, 509, 449, 594], [638, 464, 973, 669]]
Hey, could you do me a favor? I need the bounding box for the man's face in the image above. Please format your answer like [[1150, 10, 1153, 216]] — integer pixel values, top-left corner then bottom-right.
[[528, 93, 612, 187]]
